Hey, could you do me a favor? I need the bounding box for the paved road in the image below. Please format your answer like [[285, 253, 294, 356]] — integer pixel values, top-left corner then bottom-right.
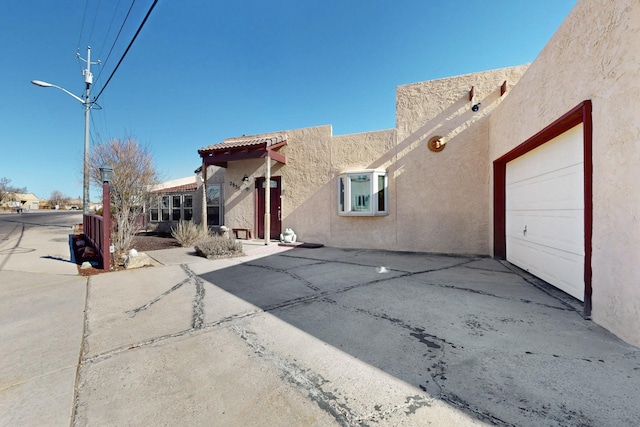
[[0, 211, 82, 273]]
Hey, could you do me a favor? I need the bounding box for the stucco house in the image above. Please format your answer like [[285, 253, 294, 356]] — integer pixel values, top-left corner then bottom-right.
[[191, 0, 639, 347], [1, 192, 40, 211], [147, 176, 199, 228]]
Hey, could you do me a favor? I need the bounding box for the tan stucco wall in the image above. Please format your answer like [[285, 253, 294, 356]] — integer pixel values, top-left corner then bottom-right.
[[280, 126, 334, 243], [328, 129, 397, 249], [394, 67, 528, 254], [214, 66, 527, 253], [489, 0, 640, 346]]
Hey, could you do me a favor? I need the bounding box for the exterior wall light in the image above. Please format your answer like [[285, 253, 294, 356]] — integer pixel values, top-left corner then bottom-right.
[[428, 136, 446, 152]]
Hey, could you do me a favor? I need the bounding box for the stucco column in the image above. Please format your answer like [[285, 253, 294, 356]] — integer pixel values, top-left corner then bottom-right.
[[201, 162, 207, 228]]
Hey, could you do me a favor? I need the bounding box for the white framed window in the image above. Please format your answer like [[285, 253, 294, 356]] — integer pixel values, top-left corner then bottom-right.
[[338, 169, 388, 216], [206, 184, 223, 226], [149, 193, 195, 222]]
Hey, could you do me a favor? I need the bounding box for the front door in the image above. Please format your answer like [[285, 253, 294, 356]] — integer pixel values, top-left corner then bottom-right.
[[255, 176, 281, 239]]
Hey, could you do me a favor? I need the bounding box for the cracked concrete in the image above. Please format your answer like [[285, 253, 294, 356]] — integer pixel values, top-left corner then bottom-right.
[[69, 244, 640, 426], [3, 218, 640, 426]]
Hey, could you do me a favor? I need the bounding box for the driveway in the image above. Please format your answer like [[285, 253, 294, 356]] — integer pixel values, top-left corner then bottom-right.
[[75, 245, 640, 426]]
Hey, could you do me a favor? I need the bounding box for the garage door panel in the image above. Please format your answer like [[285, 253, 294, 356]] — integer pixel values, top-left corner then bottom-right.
[[507, 164, 583, 211], [506, 236, 584, 301], [505, 124, 584, 302], [506, 125, 583, 182], [506, 210, 584, 255]]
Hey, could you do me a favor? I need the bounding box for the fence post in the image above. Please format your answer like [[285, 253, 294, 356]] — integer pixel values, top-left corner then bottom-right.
[[101, 182, 110, 270], [100, 166, 113, 270]]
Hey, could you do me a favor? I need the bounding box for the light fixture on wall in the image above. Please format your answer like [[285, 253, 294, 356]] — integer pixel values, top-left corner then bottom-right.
[[472, 102, 481, 112], [242, 175, 249, 183], [427, 136, 446, 152]]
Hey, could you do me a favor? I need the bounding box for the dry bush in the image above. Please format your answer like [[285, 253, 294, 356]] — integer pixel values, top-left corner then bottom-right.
[[171, 220, 209, 247], [89, 137, 159, 260], [194, 235, 244, 259]]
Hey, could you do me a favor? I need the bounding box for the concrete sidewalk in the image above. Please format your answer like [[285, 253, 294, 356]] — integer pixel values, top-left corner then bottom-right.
[[0, 213, 85, 426], [2, 224, 640, 426]]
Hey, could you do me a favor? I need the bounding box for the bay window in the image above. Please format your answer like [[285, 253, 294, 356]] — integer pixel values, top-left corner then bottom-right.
[[338, 169, 388, 216]]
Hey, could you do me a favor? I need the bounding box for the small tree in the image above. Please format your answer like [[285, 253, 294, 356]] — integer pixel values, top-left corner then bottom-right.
[[0, 177, 27, 205], [89, 137, 158, 260], [49, 190, 70, 208]]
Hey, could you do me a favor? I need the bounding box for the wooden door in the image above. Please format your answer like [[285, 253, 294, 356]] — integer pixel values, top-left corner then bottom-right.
[[255, 176, 281, 239]]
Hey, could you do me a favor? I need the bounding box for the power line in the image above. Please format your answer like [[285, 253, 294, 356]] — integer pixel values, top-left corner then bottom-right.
[[77, 0, 90, 76], [87, 0, 103, 45], [77, 0, 89, 49], [93, 0, 158, 104], [97, 0, 125, 66], [96, 0, 136, 84]]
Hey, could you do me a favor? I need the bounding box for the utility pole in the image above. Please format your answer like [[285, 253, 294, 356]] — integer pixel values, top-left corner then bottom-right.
[[77, 46, 100, 215]]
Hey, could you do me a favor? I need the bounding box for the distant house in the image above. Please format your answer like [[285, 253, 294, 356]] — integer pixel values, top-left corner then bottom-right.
[[1, 192, 39, 211], [190, 0, 640, 348]]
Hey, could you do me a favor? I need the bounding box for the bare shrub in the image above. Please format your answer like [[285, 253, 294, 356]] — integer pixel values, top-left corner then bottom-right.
[[89, 137, 159, 261], [194, 235, 244, 259], [171, 220, 209, 247]]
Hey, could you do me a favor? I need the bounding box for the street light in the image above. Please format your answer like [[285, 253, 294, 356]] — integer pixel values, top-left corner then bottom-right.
[[31, 46, 99, 215], [31, 80, 84, 103], [99, 165, 113, 184]]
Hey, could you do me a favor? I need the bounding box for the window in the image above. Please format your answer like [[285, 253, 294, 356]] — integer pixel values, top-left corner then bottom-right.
[[149, 193, 195, 223], [206, 184, 222, 226], [172, 196, 181, 220], [150, 196, 159, 221], [161, 196, 170, 221], [338, 170, 388, 216], [184, 195, 193, 220]]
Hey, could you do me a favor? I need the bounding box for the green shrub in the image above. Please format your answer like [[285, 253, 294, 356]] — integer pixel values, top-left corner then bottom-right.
[[194, 235, 244, 259], [171, 220, 210, 247]]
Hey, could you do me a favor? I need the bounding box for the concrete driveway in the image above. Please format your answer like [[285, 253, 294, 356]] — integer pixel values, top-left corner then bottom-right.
[[75, 245, 640, 426]]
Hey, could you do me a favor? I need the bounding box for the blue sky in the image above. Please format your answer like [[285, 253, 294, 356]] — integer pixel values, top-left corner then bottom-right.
[[0, 0, 576, 200]]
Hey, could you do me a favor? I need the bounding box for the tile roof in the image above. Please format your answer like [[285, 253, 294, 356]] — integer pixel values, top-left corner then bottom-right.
[[199, 133, 287, 153], [151, 182, 198, 194]]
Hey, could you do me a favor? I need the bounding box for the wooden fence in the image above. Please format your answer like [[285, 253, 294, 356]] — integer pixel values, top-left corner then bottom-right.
[[83, 213, 111, 270]]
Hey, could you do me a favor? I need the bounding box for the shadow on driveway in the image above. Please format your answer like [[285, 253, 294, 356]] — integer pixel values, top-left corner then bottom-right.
[[198, 246, 640, 426]]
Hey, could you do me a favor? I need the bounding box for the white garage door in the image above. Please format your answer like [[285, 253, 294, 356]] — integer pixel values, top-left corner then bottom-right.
[[506, 124, 584, 301]]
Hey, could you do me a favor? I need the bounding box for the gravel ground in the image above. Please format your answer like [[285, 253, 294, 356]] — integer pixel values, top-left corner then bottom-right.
[[74, 232, 180, 275], [131, 232, 181, 251]]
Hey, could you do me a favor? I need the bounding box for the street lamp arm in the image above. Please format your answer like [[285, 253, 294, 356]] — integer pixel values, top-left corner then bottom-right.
[[31, 80, 85, 104], [31, 47, 95, 215]]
